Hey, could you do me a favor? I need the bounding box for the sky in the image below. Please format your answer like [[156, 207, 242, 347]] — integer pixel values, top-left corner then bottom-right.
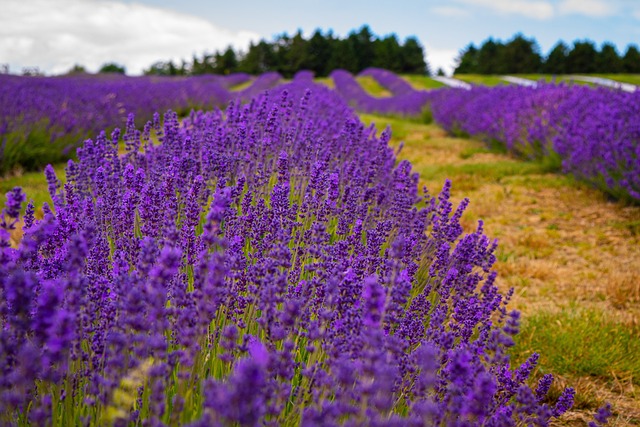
[[2, 0, 640, 76]]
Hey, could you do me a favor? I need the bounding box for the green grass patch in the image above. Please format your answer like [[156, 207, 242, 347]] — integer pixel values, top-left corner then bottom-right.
[[512, 306, 640, 383], [511, 74, 555, 83], [0, 163, 66, 213], [608, 219, 640, 236], [500, 173, 585, 191], [459, 141, 508, 159], [355, 76, 392, 97], [314, 77, 335, 89], [400, 75, 446, 90], [418, 159, 557, 183], [452, 74, 508, 86], [449, 74, 635, 87], [1, 122, 84, 175], [359, 113, 434, 140], [585, 74, 640, 86], [228, 78, 254, 91], [506, 74, 592, 86]]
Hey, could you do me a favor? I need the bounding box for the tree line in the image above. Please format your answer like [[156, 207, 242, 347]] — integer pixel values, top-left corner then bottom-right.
[[59, 30, 640, 78], [143, 25, 428, 77], [455, 34, 640, 74]]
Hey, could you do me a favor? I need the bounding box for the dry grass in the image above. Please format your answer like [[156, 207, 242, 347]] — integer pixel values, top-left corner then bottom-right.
[[355, 76, 392, 97], [361, 113, 640, 425], [228, 78, 254, 91]]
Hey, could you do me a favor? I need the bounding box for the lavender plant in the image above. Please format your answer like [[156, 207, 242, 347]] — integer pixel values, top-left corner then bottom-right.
[[428, 84, 640, 203], [0, 72, 260, 174], [331, 69, 430, 117], [1, 80, 594, 426], [359, 68, 418, 96]]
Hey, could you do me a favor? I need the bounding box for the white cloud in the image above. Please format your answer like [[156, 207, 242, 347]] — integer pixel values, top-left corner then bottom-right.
[[454, 0, 629, 19], [432, 6, 470, 18], [456, 0, 555, 20], [558, 0, 616, 17], [0, 0, 260, 75], [425, 46, 459, 76]]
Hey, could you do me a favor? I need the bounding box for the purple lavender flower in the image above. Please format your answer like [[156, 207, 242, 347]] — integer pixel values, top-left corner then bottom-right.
[[0, 75, 586, 426], [428, 83, 640, 202]]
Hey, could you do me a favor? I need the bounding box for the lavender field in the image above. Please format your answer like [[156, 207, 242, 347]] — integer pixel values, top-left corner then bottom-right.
[[0, 72, 277, 174], [1, 69, 639, 426], [427, 83, 640, 203]]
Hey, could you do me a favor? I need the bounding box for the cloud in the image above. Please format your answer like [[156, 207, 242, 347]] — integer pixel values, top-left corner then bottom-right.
[[558, 0, 616, 17], [424, 46, 459, 76], [0, 0, 260, 75], [456, 0, 555, 20], [431, 6, 470, 18], [454, 0, 629, 19]]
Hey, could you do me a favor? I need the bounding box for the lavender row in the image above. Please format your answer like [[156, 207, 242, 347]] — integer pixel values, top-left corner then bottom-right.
[[359, 67, 418, 96], [0, 79, 595, 426], [0, 72, 282, 174], [428, 84, 640, 202], [330, 69, 430, 117]]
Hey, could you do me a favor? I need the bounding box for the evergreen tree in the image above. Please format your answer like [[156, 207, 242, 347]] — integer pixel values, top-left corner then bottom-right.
[[191, 55, 203, 75], [400, 37, 428, 74], [476, 38, 504, 74], [566, 40, 598, 73], [622, 45, 640, 73], [66, 64, 87, 75], [214, 47, 239, 75], [328, 38, 359, 73], [144, 61, 171, 76], [239, 41, 277, 74], [596, 42, 622, 73], [306, 29, 333, 76], [543, 41, 569, 74], [99, 63, 126, 74], [454, 44, 479, 74], [348, 25, 376, 71], [143, 25, 429, 76], [500, 34, 542, 74], [373, 34, 403, 73], [271, 33, 295, 76], [282, 31, 310, 77]]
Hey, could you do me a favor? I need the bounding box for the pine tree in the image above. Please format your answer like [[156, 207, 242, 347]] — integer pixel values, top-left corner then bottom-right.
[[543, 42, 569, 74], [401, 37, 428, 74], [596, 42, 622, 73], [566, 40, 598, 73], [622, 45, 640, 73], [454, 44, 479, 74], [476, 38, 504, 74], [500, 34, 542, 74]]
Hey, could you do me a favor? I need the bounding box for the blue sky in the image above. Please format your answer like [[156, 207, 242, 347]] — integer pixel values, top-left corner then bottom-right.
[[2, 0, 640, 75]]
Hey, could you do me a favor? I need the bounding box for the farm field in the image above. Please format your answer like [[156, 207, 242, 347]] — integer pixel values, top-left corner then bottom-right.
[[2, 71, 639, 425], [3, 104, 638, 425], [5, 0, 640, 421]]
